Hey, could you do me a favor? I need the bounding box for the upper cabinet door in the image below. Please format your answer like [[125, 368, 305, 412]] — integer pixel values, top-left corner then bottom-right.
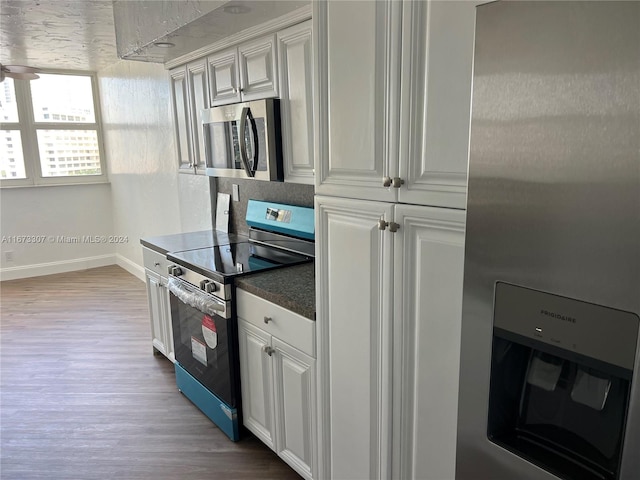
[[315, 0, 402, 202], [208, 48, 242, 106], [278, 20, 314, 185], [398, 0, 481, 209], [186, 59, 209, 173], [169, 67, 193, 173], [238, 34, 279, 101]]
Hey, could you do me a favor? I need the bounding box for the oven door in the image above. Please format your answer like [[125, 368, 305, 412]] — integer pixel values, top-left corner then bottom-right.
[[167, 277, 238, 408], [202, 99, 282, 181]]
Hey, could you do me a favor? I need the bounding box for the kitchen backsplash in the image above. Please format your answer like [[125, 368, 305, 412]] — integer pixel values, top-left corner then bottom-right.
[[212, 178, 314, 236]]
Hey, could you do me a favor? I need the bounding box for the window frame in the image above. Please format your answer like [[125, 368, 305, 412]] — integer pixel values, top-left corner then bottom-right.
[[0, 69, 108, 188]]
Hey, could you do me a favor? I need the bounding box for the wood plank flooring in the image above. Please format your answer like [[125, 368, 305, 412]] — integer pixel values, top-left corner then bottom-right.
[[0, 265, 301, 480]]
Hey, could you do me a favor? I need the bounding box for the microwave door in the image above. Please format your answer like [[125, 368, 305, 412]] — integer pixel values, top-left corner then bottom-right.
[[203, 119, 238, 170]]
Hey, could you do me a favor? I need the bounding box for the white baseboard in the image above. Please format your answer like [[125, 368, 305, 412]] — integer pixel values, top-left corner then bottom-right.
[[0, 254, 117, 281], [116, 253, 145, 282]]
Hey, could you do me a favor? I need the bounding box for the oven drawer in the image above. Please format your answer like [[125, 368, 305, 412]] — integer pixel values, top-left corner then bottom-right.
[[143, 246, 169, 277], [237, 289, 315, 357]]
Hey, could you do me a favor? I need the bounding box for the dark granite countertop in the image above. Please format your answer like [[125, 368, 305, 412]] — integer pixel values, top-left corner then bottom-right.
[[141, 231, 316, 320], [236, 263, 316, 321], [140, 230, 247, 254]]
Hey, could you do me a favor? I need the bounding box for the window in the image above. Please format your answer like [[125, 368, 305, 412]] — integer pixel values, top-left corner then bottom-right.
[[0, 72, 107, 186]]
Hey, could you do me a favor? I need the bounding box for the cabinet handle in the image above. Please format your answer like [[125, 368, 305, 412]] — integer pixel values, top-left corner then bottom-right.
[[263, 316, 273, 324], [382, 176, 405, 188], [262, 345, 275, 356], [154, 262, 161, 267], [378, 218, 400, 233]]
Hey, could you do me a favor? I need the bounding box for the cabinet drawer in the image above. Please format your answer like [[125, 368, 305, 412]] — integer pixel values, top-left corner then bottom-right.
[[237, 289, 315, 358], [142, 247, 169, 277]]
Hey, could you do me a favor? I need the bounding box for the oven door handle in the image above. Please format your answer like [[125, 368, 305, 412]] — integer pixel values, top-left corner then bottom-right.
[[167, 277, 226, 317]]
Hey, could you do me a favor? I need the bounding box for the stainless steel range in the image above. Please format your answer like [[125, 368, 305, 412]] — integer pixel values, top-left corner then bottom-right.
[[166, 200, 314, 441]]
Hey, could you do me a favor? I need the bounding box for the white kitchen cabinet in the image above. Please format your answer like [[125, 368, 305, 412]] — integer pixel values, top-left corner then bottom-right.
[[272, 336, 315, 479], [315, 196, 466, 480], [238, 319, 276, 449], [398, 0, 482, 209], [391, 204, 466, 480], [169, 58, 209, 174], [142, 247, 174, 362], [314, 0, 402, 202], [169, 67, 192, 173], [315, 195, 394, 480], [208, 34, 278, 106], [277, 20, 314, 185], [237, 289, 316, 480], [315, 0, 479, 208]]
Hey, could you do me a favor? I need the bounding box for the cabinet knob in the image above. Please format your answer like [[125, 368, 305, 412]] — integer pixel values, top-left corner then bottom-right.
[[262, 345, 275, 356], [378, 218, 399, 233], [154, 262, 161, 267], [263, 316, 273, 324], [382, 176, 405, 188]]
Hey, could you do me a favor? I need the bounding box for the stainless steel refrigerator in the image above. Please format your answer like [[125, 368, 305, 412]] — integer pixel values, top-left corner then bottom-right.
[[457, 2, 640, 479]]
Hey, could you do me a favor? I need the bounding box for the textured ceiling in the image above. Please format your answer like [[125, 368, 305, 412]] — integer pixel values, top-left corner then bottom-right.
[[0, 0, 310, 72], [0, 0, 119, 71]]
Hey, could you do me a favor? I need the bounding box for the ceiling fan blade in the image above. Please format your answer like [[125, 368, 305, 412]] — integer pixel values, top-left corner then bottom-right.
[[5, 64, 41, 74], [6, 72, 40, 80]]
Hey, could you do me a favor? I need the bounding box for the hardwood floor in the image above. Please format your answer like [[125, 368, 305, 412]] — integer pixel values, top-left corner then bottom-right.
[[0, 265, 301, 480]]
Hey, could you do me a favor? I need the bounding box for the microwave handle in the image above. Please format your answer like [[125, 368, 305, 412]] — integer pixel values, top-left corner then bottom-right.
[[239, 107, 255, 178]]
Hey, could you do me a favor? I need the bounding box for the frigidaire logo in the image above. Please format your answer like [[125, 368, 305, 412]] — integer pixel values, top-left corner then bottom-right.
[[540, 309, 577, 324]]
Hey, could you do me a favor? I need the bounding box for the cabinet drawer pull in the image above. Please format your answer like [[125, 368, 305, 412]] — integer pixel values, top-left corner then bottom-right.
[[264, 316, 273, 324]]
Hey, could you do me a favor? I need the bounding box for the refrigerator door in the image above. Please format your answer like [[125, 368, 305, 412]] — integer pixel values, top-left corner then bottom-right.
[[457, 2, 640, 479]]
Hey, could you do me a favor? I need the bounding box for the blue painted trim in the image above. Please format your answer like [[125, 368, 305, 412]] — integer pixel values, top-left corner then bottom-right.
[[246, 200, 315, 240], [175, 363, 240, 441]]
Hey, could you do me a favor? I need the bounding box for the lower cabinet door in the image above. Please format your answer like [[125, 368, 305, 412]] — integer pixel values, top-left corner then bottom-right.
[[146, 270, 168, 357], [272, 337, 316, 480], [316, 195, 394, 480], [238, 320, 276, 449], [392, 204, 466, 480]]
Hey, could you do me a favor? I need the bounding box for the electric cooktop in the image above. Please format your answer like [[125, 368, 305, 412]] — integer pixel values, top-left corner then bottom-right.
[[166, 241, 312, 283]]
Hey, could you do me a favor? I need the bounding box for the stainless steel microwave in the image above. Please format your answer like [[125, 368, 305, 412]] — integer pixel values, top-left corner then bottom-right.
[[202, 99, 283, 181]]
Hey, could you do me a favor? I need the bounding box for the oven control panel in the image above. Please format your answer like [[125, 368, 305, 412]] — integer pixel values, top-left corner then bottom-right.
[[168, 264, 231, 301]]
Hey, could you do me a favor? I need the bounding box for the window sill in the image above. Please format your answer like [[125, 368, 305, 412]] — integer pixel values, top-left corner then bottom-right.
[[0, 179, 111, 189]]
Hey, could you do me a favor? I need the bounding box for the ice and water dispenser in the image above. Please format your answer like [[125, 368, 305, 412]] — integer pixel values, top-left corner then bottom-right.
[[487, 283, 639, 480]]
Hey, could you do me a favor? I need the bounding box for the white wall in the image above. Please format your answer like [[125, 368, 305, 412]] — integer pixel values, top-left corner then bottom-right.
[[0, 184, 115, 279], [98, 60, 212, 278], [0, 60, 211, 281]]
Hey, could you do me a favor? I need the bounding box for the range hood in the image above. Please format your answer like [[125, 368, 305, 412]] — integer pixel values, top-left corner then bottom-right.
[[113, 0, 309, 64]]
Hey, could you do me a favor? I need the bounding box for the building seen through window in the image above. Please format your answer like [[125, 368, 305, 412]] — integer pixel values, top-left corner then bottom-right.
[[0, 73, 105, 185]]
